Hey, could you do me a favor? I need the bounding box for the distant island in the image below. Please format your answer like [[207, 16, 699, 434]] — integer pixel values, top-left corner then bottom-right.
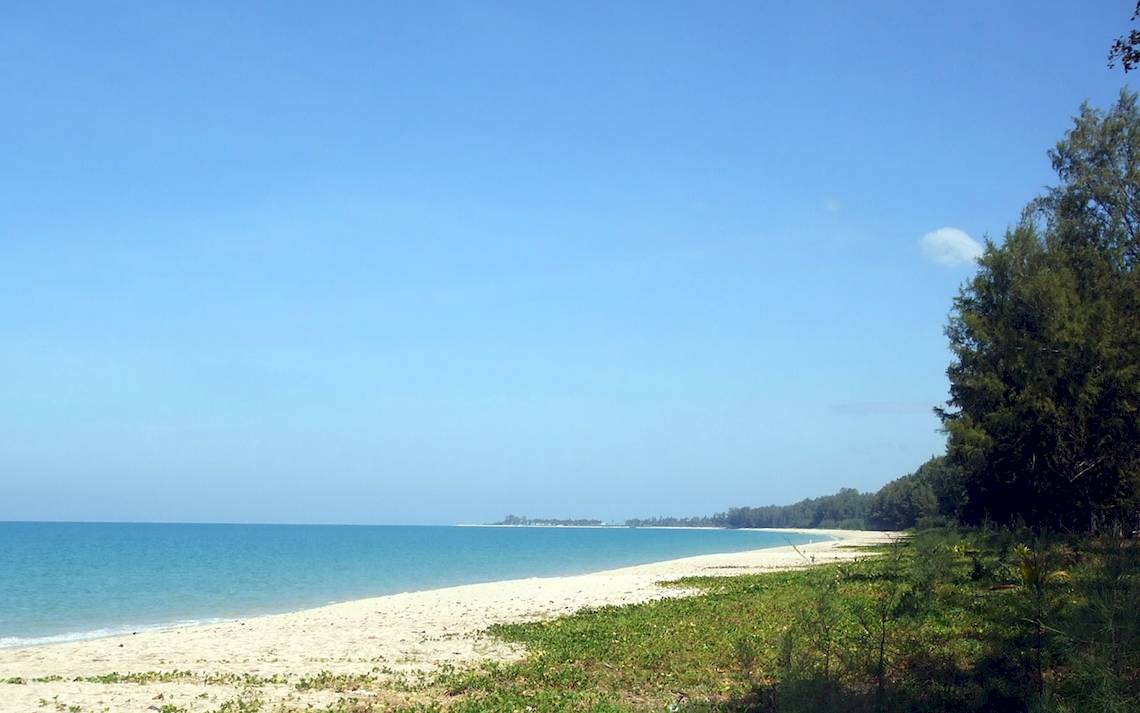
[[489, 515, 607, 527]]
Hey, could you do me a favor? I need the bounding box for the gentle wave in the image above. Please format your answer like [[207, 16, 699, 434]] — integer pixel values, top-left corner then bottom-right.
[[0, 618, 230, 649]]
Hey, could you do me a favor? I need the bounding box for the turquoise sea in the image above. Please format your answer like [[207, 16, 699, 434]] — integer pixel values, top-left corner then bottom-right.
[[0, 523, 819, 647]]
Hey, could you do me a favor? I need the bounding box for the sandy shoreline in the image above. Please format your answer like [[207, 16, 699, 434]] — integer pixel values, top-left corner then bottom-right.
[[0, 528, 897, 712]]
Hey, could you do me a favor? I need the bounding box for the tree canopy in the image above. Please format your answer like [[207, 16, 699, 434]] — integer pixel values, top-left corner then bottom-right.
[[627, 487, 876, 530], [939, 92, 1140, 531], [866, 456, 964, 530]]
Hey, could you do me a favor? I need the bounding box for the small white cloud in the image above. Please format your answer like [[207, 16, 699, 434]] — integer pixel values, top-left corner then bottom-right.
[[920, 227, 982, 266], [824, 197, 842, 213]]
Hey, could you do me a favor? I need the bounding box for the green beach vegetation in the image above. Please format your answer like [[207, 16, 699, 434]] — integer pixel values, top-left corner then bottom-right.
[[418, 528, 1139, 713]]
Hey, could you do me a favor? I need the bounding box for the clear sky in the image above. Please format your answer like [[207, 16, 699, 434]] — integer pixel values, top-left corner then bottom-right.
[[2, 1, 1134, 524]]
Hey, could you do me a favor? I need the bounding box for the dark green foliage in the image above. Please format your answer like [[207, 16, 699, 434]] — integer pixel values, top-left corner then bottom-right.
[[940, 91, 1140, 532], [631, 460, 966, 532], [867, 457, 966, 530], [624, 514, 724, 528], [1109, 2, 1140, 72], [722, 488, 875, 530], [627, 488, 875, 530]]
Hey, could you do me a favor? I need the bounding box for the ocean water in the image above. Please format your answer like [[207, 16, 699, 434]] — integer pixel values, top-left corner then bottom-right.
[[0, 522, 819, 646]]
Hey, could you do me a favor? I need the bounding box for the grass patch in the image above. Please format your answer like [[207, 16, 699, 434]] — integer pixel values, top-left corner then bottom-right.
[[295, 670, 381, 692], [418, 528, 1138, 712]]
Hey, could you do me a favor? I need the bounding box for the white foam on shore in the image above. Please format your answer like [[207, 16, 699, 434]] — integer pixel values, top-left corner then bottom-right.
[[0, 618, 230, 649]]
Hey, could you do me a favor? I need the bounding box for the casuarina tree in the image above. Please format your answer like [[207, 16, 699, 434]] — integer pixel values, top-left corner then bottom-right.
[[939, 92, 1140, 531]]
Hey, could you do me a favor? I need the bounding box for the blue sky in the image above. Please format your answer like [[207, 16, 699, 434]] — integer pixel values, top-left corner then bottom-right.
[[1, 1, 1134, 524]]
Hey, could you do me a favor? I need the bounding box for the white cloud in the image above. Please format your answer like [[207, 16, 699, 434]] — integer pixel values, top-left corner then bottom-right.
[[920, 227, 983, 266], [824, 197, 842, 213]]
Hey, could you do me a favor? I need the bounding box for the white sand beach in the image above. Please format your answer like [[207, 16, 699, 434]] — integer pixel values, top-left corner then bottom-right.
[[0, 529, 897, 713]]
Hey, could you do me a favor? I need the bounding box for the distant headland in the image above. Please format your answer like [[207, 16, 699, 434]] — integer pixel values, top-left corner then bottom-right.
[[487, 515, 608, 527]]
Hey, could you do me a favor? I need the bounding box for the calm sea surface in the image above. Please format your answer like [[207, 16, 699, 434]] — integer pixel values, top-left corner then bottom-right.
[[0, 523, 819, 646]]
